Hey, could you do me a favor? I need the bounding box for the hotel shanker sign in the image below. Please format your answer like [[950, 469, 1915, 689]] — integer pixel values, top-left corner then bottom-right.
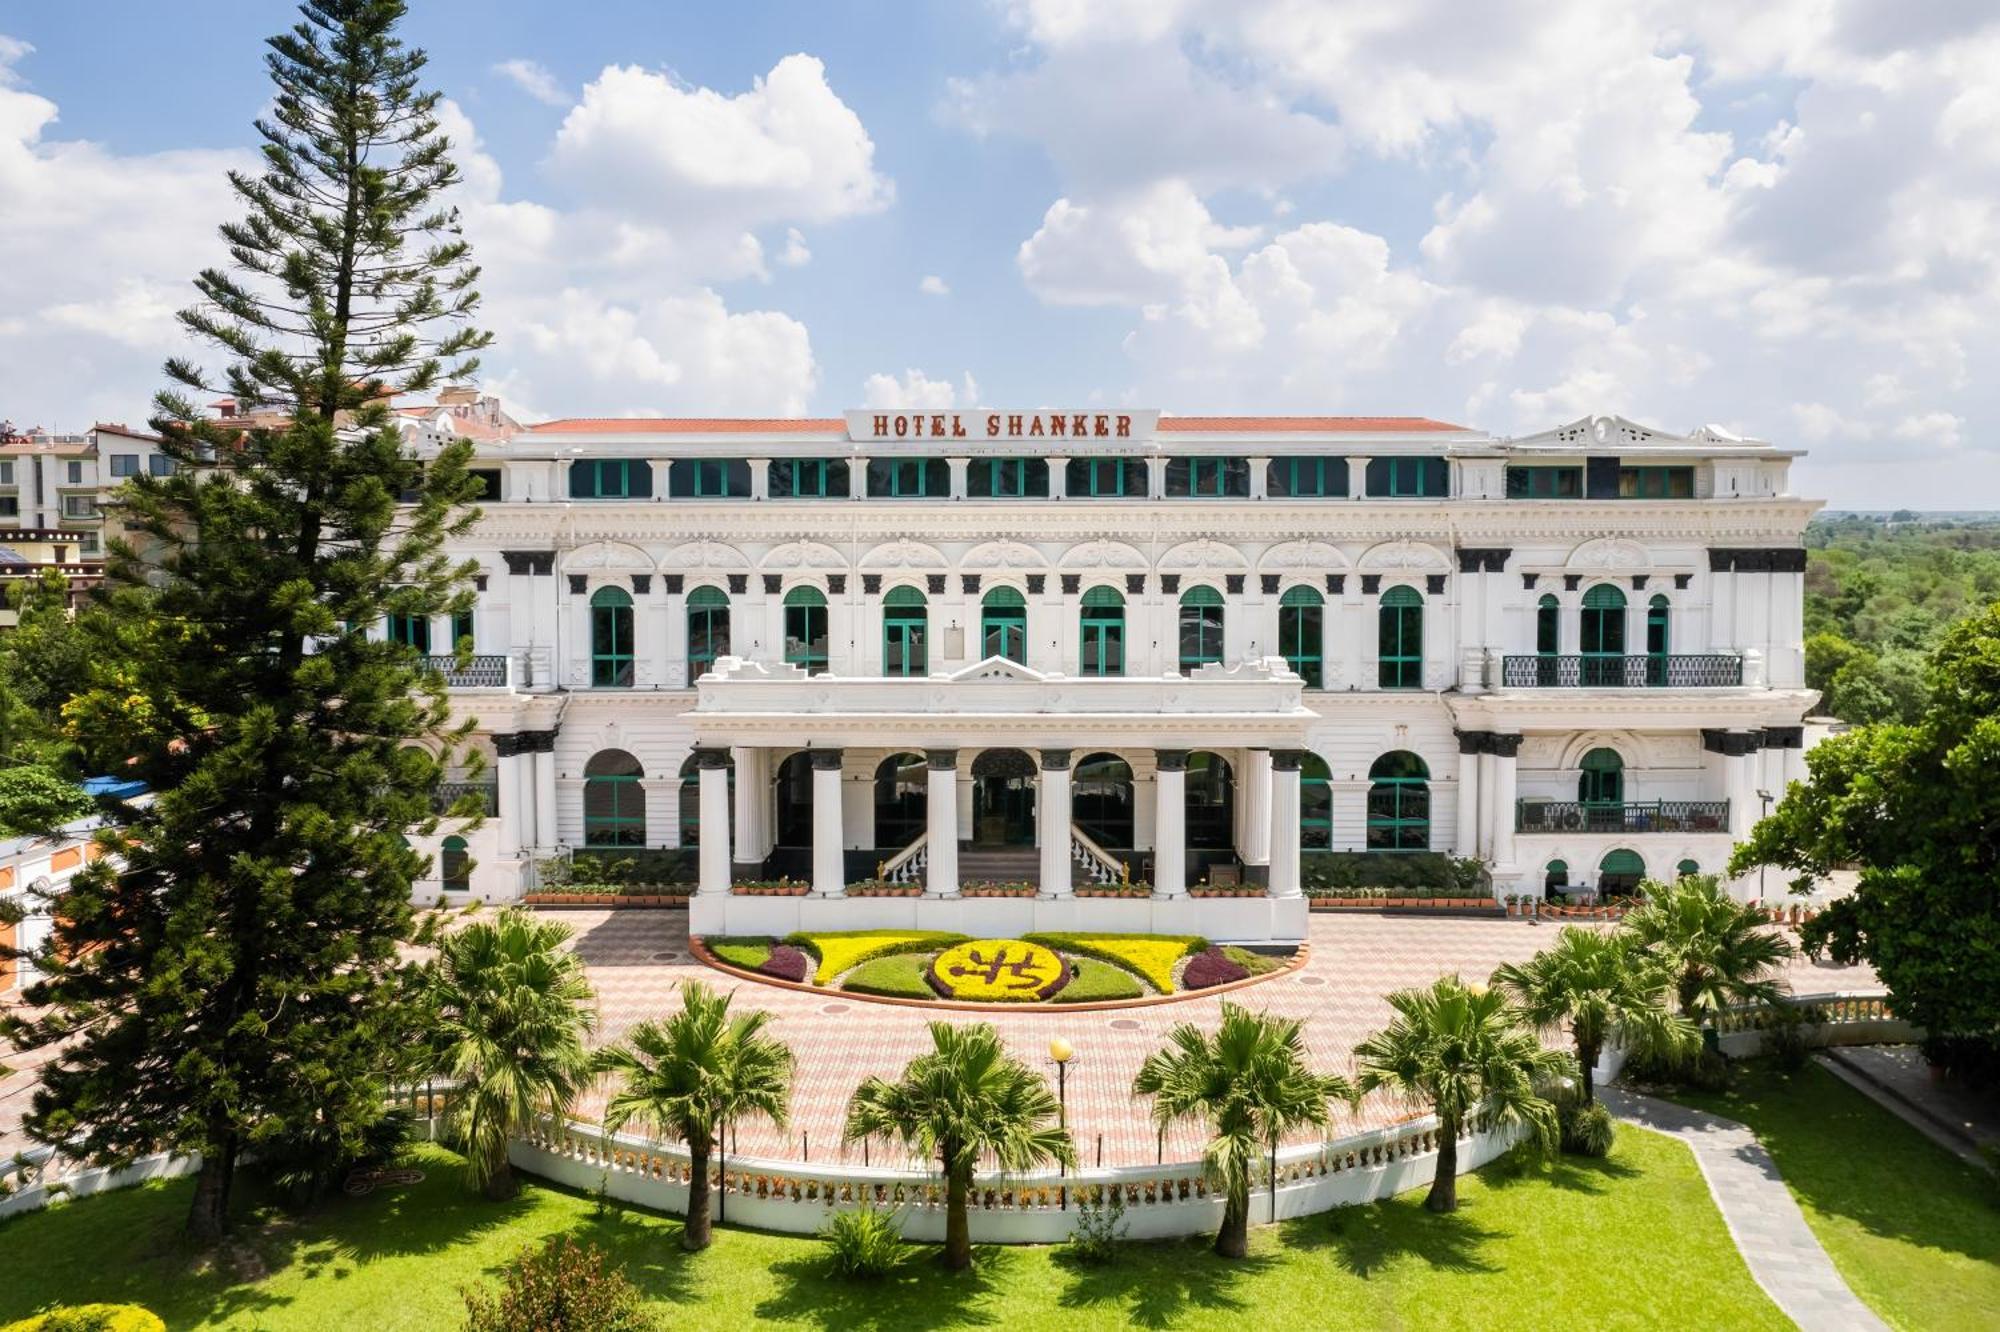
[[844, 409, 1161, 443]]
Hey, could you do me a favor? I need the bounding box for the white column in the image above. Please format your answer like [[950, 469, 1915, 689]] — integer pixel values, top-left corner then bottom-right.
[[664, 586, 689, 688], [1490, 735, 1520, 870], [697, 751, 731, 894], [926, 750, 959, 895], [811, 750, 845, 896], [732, 746, 766, 868], [515, 740, 540, 851], [1241, 748, 1273, 869], [1346, 455, 1368, 499], [1726, 741, 1758, 839], [1268, 750, 1302, 898], [747, 458, 770, 500], [851, 455, 870, 500], [1153, 750, 1187, 897], [1476, 750, 1497, 861], [532, 739, 557, 850], [947, 456, 969, 500], [1455, 737, 1481, 859], [1247, 457, 1270, 500], [1039, 749, 1073, 898], [1046, 457, 1068, 500], [493, 747, 521, 859]]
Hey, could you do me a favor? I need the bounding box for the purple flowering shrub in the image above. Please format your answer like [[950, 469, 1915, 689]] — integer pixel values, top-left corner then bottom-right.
[[1180, 946, 1250, 991], [759, 944, 811, 983]]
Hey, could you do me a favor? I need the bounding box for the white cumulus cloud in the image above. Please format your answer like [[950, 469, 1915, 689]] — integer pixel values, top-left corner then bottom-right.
[[861, 369, 981, 409], [493, 58, 568, 107]]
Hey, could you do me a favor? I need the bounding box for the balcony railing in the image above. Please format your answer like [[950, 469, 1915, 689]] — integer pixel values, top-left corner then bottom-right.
[[1516, 800, 1730, 834], [433, 781, 498, 815], [424, 653, 510, 688], [1500, 654, 1742, 688]]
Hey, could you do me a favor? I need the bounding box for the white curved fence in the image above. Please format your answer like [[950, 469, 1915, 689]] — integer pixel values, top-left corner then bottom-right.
[[509, 1110, 1525, 1243]]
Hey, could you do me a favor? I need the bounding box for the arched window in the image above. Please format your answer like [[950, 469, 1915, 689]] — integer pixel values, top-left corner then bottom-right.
[[1080, 586, 1124, 677], [1179, 586, 1225, 673], [981, 586, 1027, 664], [1599, 848, 1645, 896], [873, 752, 927, 849], [1378, 586, 1424, 689], [1279, 586, 1324, 688], [1676, 858, 1700, 879], [882, 585, 927, 677], [590, 586, 634, 687], [1367, 751, 1430, 851], [1535, 593, 1561, 686], [388, 613, 431, 652], [1579, 747, 1625, 813], [783, 586, 828, 674], [1545, 858, 1570, 895], [687, 586, 730, 680], [1073, 752, 1134, 848], [1580, 584, 1627, 686], [1300, 753, 1332, 850], [440, 835, 470, 894], [1185, 752, 1234, 849], [1645, 594, 1671, 686], [678, 753, 733, 847], [584, 750, 645, 847]]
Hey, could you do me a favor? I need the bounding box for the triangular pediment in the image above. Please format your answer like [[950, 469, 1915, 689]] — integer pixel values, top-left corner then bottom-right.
[[947, 655, 1050, 683]]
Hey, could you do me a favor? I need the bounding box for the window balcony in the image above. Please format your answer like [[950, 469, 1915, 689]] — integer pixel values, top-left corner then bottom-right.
[[423, 653, 512, 689], [432, 780, 498, 815], [1499, 653, 1742, 688], [1516, 799, 1729, 834]]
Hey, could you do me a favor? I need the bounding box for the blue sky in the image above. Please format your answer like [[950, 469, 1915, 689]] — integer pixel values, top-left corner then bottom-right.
[[4, 1, 1999, 506]]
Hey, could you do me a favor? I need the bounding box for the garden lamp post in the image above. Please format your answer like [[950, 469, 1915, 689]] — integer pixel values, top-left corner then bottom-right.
[[1050, 1037, 1075, 1210]]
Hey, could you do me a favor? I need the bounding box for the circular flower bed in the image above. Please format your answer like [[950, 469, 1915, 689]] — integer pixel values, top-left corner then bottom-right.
[[927, 938, 1070, 1001]]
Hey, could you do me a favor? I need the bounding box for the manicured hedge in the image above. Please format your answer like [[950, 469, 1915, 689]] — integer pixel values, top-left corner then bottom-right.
[[1182, 946, 1251, 990], [840, 953, 935, 998], [784, 929, 969, 985], [708, 937, 774, 970], [1052, 958, 1145, 1003], [2, 1307, 166, 1332], [1221, 945, 1285, 976], [1301, 851, 1486, 894], [758, 944, 811, 983], [1022, 932, 1204, 994]]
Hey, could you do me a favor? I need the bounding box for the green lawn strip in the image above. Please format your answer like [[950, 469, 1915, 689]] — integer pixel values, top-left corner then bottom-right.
[[1021, 933, 1204, 994], [1220, 946, 1284, 977], [1661, 1058, 2000, 1331], [1052, 958, 1145, 1004], [784, 929, 969, 985], [0, 1128, 1783, 1330], [707, 937, 774, 970], [839, 952, 936, 999]]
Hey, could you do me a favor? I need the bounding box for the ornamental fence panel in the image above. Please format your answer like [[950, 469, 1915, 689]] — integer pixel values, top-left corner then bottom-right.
[[424, 654, 510, 689], [1499, 654, 1743, 688], [1515, 800, 1730, 834]]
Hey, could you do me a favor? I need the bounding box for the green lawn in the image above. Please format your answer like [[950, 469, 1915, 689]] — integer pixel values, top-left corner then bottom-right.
[[0, 1129, 1784, 1331], [1664, 1059, 2000, 1332]]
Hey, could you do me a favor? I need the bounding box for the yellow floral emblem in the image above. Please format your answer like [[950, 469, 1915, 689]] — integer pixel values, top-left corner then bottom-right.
[[928, 938, 1070, 1002]]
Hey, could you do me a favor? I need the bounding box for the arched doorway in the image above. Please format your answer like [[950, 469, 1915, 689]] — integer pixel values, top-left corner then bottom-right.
[[773, 752, 814, 848], [1580, 584, 1627, 686], [971, 748, 1036, 846], [1185, 752, 1235, 849], [1300, 753, 1332, 849], [1545, 858, 1570, 896], [1599, 848, 1645, 897], [1073, 752, 1133, 849], [1366, 751, 1430, 851], [1579, 747, 1625, 828], [873, 752, 926, 850]]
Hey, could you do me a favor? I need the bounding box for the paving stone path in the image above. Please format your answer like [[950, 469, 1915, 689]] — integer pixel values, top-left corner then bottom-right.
[[1602, 1089, 1886, 1332]]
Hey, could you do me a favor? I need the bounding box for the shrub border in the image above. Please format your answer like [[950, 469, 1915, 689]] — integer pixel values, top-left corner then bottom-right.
[[688, 934, 1310, 1012]]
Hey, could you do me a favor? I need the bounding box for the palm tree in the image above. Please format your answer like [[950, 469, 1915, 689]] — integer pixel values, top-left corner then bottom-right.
[[843, 1021, 1074, 1272], [1621, 874, 1795, 1021], [595, 980, 795, 1252], [427, 909, 596, 1199], [1492, 927, 1698, 1102], [1131, 1002, 1356, 1258], [1353, 975, 1566, 1213]]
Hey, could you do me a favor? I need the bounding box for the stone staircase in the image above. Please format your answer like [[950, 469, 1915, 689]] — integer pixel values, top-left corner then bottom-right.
[[956, 846, 1039, 887]]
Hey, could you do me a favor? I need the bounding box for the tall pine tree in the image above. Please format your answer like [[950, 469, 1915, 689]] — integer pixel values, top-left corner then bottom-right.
[[0, 0, 490, 1239]]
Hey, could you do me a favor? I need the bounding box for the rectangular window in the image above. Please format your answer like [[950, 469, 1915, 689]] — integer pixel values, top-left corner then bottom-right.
[[387, 613, 431, 653], [967, 458, 1049, 498], [450, 610, 474, 647], [1165, 457, 1249, 498], [62, 496, 96, 519], [0, 497, 17, 518], [108, 454, 138, 477], [468, 468, 501, 500], [79, 532, 99, 554], [770, 458, 847, 498], [1618, 465, 1695, 498], [867, 458, 947, 498], [66, 461, 84, 484], [0, 461, 13, 484], [1504, 466, 1583, 499], [693, 459, 730, 497], [1365, 457, 1449, 497], [569, 458, 652, 499], [1268, 456, 1346, 498], [1067, 456, 1145, 497]]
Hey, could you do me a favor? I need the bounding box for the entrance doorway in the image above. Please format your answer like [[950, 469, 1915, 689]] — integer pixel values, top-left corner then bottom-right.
[[970, 748, 1036, 846]]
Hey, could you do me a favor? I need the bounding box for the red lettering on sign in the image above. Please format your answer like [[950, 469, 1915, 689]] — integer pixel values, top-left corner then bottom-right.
[[1028, 416, 1044, 437], [952, 415, 967, 438], [1116, 415, 1132, 438], [1069, 414, 1086, 437], [894, 415, 910, 437], [1050, 415, 1067, 437], [987, 414, 1001, 437], [873, 415, 890, 437], [1008, 414, 1023, 436], [1094, 414, 1109, 438]]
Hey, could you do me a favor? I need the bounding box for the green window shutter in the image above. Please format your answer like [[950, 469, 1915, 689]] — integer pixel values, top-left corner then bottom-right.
[[783, 585, 826, 607], [1279, 585, 1322, 607], [1180, 585, 1224, 607], [883, 584, 926, 608], [1081, 586, 1124, 607]]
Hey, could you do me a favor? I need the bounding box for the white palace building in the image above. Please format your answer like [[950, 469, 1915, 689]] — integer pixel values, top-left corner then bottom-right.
[[401, 408, 1820, 943]]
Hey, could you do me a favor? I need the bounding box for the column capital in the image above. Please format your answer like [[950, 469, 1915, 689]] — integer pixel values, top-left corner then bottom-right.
[[694, 747, 732, 769], [493, 733, 525, 758], [517, 729, 559, 754], [1270, 749, 1306, 772], [1040, 749, 1073, 771], [1489, 733, 1524, 759], [1154, 748, 1189, 772], [925, 748, 959, 770], [808, 748, 845, 770]]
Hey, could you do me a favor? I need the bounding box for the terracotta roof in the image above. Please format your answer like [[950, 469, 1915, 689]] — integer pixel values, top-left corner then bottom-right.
[[530, 417, 845, 434], [527, 414, 1467, 435], [1158, 415, 1466, 433]]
